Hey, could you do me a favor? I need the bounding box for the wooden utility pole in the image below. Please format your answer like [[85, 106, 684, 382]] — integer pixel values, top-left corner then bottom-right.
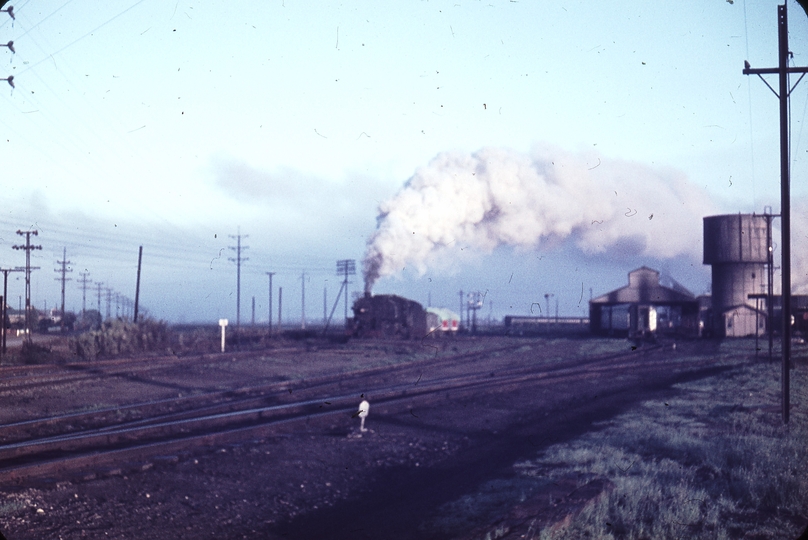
[[78, 272, 92, 316], [54, 247, 72, 332], [96, 282, 104, 318], [12, 230, 42, 343], [300, 272, 307, 330], [105, 288, 113, 320], [0, 268, 23, 359], [278, 287, 283, 331], [228, 230, 249, 335], [458, 290, 464, 330], [336, 260, 356, 323], [743, 3, 808, 423], [134, 246, 142, 323], [265, 272, 275, 335]]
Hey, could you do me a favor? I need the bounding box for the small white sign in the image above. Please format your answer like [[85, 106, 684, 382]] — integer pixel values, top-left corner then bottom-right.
[[219, 319, 228, 353]]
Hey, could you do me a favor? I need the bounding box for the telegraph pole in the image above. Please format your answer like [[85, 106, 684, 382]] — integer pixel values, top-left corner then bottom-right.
[[336, 260, 356, 323], [78, 272, 92, 316], [228, 230, 249, 336], [0, 268, 23, 358], [12, 230, 42, 342], [105, 288, 112, 320], [324, 260, 356, 333], [54, 248, 72, 332], [134, 246, 143, 323], [468, 291, 482, 334], [458, 290, 464, 330], [265, 272, 275, 335], [300, 271, 307, 330], [743, 3, 808, 424], [96, 282, 104, 317]]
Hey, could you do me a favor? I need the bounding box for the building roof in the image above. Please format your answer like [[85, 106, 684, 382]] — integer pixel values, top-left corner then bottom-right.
[[590, 267, 697, 306], [719, 304, 767, 317]]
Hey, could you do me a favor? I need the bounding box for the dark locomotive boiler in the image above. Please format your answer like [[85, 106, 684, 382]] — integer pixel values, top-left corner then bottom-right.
[[351, 293, 428, 339]]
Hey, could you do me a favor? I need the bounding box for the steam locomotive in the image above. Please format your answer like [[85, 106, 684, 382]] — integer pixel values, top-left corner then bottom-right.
[[351, 294, 428, 339], [351, 293, 463, 339]]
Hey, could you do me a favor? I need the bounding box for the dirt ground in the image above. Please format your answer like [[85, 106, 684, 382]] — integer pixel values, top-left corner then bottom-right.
[[0, 337, 749, 539]]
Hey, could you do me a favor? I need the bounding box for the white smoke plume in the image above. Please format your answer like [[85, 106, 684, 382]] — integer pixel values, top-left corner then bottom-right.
[[363, 145, 718, 293]]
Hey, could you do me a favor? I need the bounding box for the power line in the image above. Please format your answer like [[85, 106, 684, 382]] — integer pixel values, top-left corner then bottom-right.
[[105, 287, 112, 320], [95, 281, 103, 316], [336, 259, 356, 323], [300, 271, 307, 330], [12, 229, 42, 341], [53, 246, 72, 332], [15, 0, 149, 77], [265, 271, 275, 335], [0, 267, 24, 359], [228, 229, 249, 333], [78, 271, 91, 315], [742, 3, 808, 425]]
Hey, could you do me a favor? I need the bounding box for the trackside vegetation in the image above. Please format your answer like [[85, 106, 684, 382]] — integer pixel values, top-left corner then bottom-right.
[[71, 318, 169, 360], [520, 341, 807, 539]]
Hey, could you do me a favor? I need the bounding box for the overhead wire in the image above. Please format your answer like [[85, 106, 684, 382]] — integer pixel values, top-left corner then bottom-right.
[[2, 1, 362, 254], [791, 52, 808, 177], [743, 0, 757, 209], [15, 0, 150, 77], [0, 212, 339, 287], [3, 1, 209, 238], [1, 0, 75, 39], [0, 1, 363, 320]]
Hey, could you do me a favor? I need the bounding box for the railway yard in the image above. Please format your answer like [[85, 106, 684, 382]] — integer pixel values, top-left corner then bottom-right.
[[0, 335, 804, 539]]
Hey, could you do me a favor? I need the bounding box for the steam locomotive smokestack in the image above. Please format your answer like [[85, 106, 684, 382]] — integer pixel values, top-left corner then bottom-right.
[[364, 256, 380, 295], [362, 145, 716, 290]]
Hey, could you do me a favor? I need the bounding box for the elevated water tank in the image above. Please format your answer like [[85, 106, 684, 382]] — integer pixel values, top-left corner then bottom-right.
[[703, 214, 769, 333]]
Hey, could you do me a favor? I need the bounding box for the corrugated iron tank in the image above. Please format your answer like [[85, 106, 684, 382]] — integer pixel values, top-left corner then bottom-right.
[[703, 214, 768, 310], [703, 214, 769, 337], [351, 294, 428, 339]]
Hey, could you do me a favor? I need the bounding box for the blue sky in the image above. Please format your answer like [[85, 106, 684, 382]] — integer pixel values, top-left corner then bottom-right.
[[1, 0, 808, 324]]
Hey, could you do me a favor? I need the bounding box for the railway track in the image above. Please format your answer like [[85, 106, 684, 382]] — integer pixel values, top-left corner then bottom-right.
[[0, 340, 725, 486], [0, 338, 629, 443], [0, 346, 311, 394]]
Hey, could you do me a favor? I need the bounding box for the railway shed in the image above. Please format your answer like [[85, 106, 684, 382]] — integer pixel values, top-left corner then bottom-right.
[[589, 267, 699, 338]]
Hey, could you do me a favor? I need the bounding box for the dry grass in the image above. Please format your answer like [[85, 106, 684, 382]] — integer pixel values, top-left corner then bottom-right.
[[516, 340, 808, 539]]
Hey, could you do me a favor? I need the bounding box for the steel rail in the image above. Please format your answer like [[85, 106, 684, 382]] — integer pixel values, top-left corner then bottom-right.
[[0, 343, 729, 485]]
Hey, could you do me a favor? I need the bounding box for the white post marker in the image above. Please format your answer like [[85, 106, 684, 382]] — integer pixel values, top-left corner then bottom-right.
[[219, 319, 228, 353], [358, 399, 370, 432]]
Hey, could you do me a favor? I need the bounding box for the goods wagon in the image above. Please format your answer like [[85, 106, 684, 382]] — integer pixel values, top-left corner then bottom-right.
[[352, 294, 428, 339]]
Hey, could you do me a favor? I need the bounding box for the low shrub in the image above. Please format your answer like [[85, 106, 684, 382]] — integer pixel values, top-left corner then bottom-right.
[[71, 318, 169, 360]]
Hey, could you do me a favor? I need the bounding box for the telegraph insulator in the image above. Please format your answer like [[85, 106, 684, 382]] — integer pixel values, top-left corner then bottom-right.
[[2, 76, 13, 88], [3, 41, 14, 54], [1, 6, 14, 20]]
